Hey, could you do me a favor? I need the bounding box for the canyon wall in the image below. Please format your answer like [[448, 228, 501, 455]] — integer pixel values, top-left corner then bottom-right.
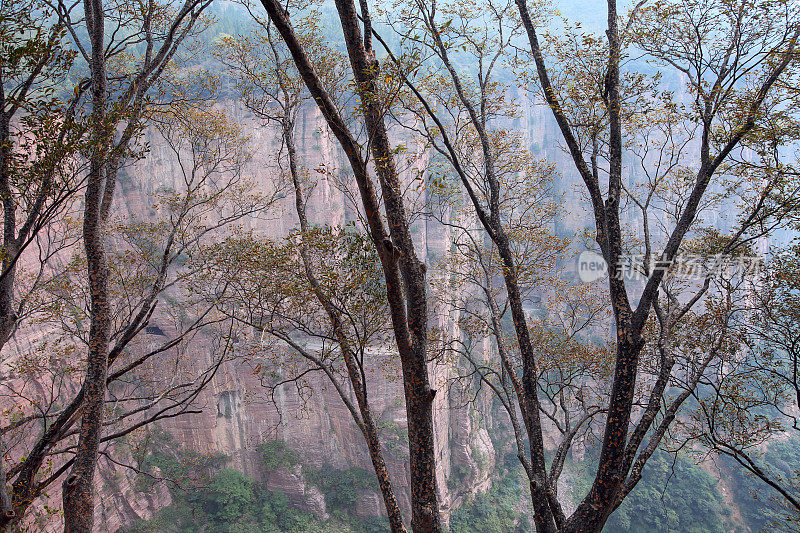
[[6, 99, 504, 531]]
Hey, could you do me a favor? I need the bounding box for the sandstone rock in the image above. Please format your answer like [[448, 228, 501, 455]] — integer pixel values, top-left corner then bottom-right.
[[7, 99, 513, 532], [267, 465, 328, 520], [355, 489, 385, 518]]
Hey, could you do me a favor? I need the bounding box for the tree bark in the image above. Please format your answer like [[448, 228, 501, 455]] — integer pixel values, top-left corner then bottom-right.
[[62, 0, 114, 530], [0, 95, 18, 526], [514, 0, 800, 530], [284, 120, 407, 532], [332, 3, 440, 530], [256, 1, 442, 530], [416, 15, 559, 527]]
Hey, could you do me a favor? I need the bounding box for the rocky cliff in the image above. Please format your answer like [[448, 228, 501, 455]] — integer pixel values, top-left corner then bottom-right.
[[7, 99, 502, 532]]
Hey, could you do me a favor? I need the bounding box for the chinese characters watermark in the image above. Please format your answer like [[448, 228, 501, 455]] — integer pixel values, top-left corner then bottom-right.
[[577, 251, 763, 283]]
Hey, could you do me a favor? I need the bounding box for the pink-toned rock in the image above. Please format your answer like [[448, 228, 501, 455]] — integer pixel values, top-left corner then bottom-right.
[[355, 490, 384, 518], [267, 465, 328, 520], [6, 100, 511, 532]]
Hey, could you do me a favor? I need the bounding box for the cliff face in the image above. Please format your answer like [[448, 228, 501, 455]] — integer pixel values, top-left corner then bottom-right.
[[8, 99, 499, 531], [9, 90, 757, 533]]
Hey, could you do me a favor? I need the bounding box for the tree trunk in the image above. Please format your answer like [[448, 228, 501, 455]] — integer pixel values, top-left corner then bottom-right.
[[62, 0, 114, 530], [0, 93, 18, 528], [284, 120, 407, 532], [331, 2, 441, 529], [0, 113, 17, 351], [256, 1, 442, 529]]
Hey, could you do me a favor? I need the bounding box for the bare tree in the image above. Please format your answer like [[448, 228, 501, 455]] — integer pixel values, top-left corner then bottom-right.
[[61, 0, 218, 528], [0, 74, 277, 529], [679, 244, 800, 530], [213, 13, 407, 529], [254, 0, 443, 529], [0, 0, 85, 526], [508, 0, 800, 530]]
